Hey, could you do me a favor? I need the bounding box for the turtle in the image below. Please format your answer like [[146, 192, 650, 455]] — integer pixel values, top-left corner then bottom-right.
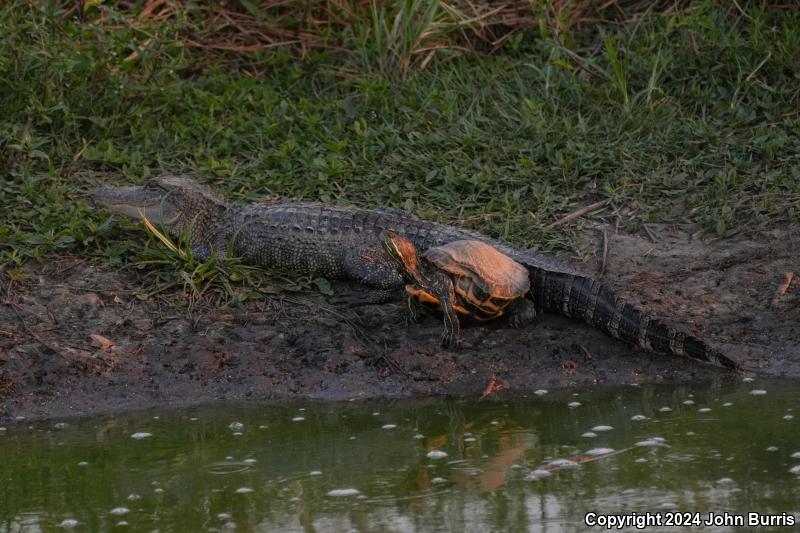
[[383, 231, 538, 346]]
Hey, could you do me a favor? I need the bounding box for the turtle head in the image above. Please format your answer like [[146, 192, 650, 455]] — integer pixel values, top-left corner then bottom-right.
[[94, 175, 227, 239], [383, 231, 427, 285]]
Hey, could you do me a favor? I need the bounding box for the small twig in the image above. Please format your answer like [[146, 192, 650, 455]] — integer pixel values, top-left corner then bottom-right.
[[771, 271, 794, 307], [642, 224, 659, 243], [5, 301, 70, 361], [546, 199, 610, 230], [600, 229, 609, 277]]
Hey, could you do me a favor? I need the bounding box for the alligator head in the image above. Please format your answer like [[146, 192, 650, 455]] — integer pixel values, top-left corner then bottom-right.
[[93, 175, 228, 241]]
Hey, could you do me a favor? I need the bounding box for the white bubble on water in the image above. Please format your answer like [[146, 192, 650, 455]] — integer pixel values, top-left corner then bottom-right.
[[59, 519, 79, 529], [327, 488, 361, 497], [292, 416, 305, 422], [0, 427, 6, 432], [130, 432, 152, 440], [682, 400, 695, 405], [750, 389, 767, 396], [372, 412, 380, 416], [154, 488, 164, 494], [152, 416, 160, 420], [225, 456, 234, 460], [634, 458, 648, 463], [258, 425, 268, 429], [126, 494, 140, 501], [228, 422, 244, 432], [547, 459, 578, 469], [426, 450, 448, 460], [54, 422, 68, 429], [235, 487, 254, 494], [534, 389, 548, 396], [631, 415, 648, 421], [783, 415, 794, 421], [413, 433, 424, 439], [382, 424, 397, 430], [77, 461, 88, 467], [243, 458, 257, 464], [698, 408, 712, 413], [568, 402, 582, 408], [658, 407, 672, 413], [432, 476, 447, 484], [585, 448, 615, 456], [109, 507, 130, 516], [636, 438, 668, 448], [525, 469, 552, 481], [464, 437, 476, 443], [742, 377, 754, 383], [232, 432, 243, 436], [592, 425, 614, 432], [659, 502, 677, 510], [790, 465, 800, 475], [717, 477, 735, 485], [490, 420, 499, 425], [581, 432, 598, 438], [723, 402, 733, 407], [189, 417, 198, 421], [790, 452, 800, 459], [309, 470, 322, 476], [766, 446, 779, 452], [686, 432, 696, 436], [217, 513, 232, 520]]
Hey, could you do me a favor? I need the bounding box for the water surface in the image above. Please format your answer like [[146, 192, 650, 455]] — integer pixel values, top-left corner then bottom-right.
[[1, 379, 799, 532]]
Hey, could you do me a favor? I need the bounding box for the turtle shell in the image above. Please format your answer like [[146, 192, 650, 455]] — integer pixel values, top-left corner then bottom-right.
[[422, 240, 530, 300]]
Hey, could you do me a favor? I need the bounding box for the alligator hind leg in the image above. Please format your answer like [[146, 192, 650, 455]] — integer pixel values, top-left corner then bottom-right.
[[506, 298, 538, 328]]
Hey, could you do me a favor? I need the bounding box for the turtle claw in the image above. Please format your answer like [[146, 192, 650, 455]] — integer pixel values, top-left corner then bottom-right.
[[440, 331, 460, 348]]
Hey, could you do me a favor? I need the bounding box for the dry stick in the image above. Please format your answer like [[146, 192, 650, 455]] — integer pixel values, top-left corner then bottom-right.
[[771, 271, 795, 307], [643, 223, 659, 243], [546, 199, 610, 230], [600, 229, 609, 277]]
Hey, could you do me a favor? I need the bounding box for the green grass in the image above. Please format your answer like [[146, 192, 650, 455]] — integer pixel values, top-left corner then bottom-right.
[[2, 1, 799, 290]]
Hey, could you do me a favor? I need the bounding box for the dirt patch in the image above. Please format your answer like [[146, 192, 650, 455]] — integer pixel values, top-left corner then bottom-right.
[[1, 224, 797, 421]]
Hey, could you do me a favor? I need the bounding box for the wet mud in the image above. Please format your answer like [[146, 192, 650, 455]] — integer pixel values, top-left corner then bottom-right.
[[1, 224, 797, 421]]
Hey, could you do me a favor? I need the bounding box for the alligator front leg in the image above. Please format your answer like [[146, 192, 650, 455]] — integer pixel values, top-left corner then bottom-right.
[[341, 243, 406, 290]]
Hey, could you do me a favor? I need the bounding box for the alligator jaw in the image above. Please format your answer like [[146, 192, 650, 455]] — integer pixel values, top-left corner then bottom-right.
[[93, 185, 179, 226]]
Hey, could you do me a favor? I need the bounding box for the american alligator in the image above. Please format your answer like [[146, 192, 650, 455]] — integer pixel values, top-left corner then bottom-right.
[[93, 175, 740, 370]]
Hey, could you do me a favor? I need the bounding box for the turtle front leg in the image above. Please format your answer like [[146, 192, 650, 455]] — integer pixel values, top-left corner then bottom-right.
[[425, 272, 461, 347]]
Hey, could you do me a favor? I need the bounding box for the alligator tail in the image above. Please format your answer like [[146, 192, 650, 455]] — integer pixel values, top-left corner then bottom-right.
[[529, 269, 740, 370]]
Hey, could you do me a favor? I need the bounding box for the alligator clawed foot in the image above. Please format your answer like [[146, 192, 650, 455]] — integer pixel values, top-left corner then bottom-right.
[[507, 298, 538, 328]]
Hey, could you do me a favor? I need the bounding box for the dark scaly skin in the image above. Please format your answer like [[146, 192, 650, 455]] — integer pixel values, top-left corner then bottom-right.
[[94, 176, 740, 370]]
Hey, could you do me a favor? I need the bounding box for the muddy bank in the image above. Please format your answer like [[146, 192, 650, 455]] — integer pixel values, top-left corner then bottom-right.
[[1, 224, 797, 421]]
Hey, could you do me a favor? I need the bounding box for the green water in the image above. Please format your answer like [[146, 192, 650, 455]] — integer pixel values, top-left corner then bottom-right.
[[1, 379, 799, 532]]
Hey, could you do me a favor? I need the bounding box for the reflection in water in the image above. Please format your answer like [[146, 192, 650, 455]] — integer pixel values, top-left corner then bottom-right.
[[1, 379, 799, 532]]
